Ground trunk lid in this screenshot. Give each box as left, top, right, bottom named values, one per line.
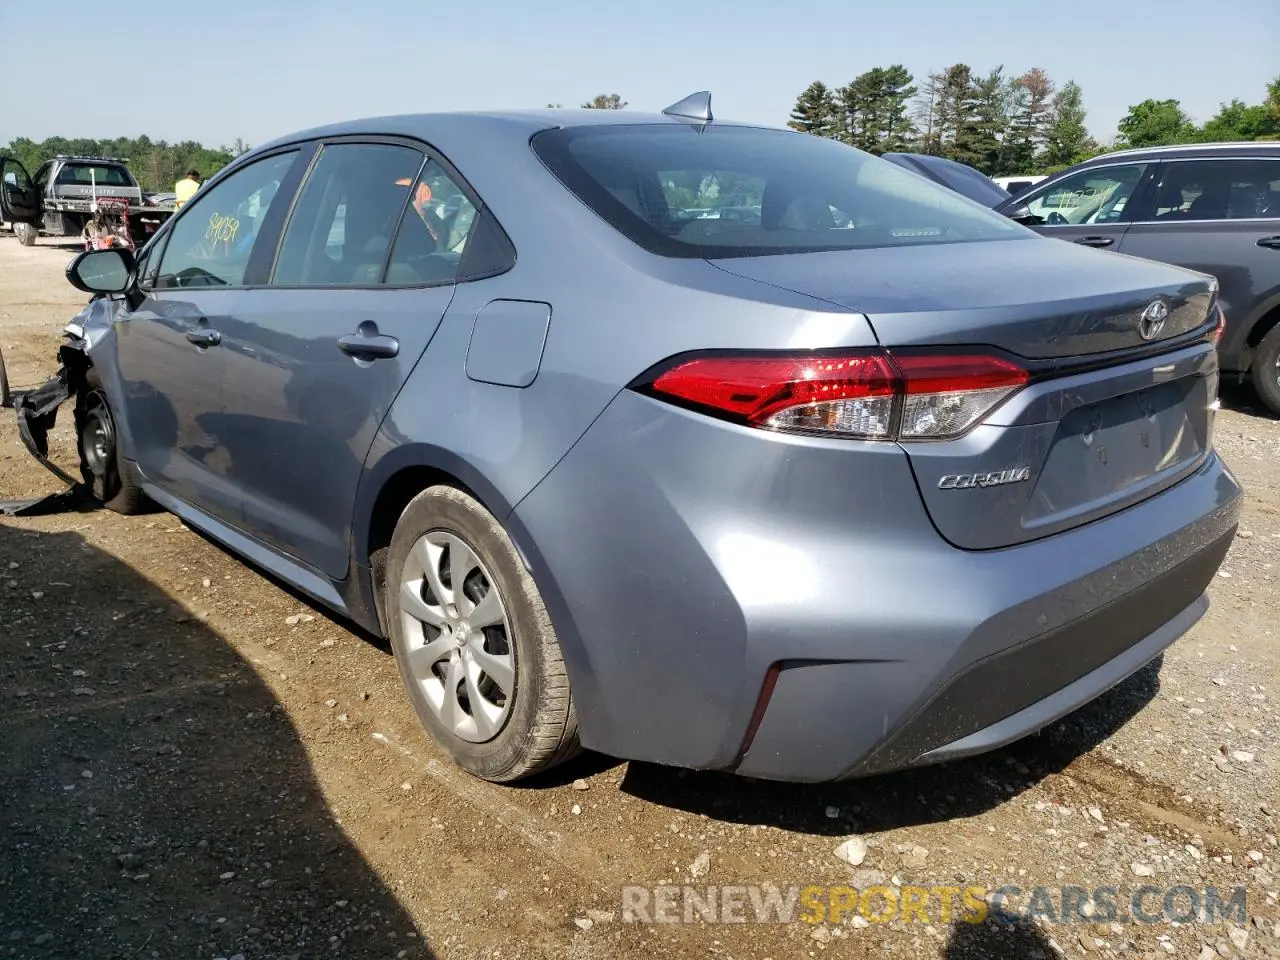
left=711, top=237, right=1219, bottom=549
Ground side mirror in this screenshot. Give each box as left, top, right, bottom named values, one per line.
left=1004, top=203, right=1042, bottom=225
left=67, top=247, right=136, bottom=294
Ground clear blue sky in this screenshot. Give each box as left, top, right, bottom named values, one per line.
left=3, top=0, right=1276, bottom=149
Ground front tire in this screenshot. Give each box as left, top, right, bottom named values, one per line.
left=76, top=372, right=145, bottom=514
left=14, top=222, right=36, bottom=246
left=385, top=485, right=579, bottom=782
left=1251, top=324, right=1280, bottom=417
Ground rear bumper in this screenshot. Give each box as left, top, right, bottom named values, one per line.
left=511, top=391, right=1242, bottom=782
left=743, top=523, right=1229, bottom=780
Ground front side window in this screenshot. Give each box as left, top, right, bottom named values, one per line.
left=532, top=125, right=1027, bottom=258
left=155, top=151, right=297, bottom=289
left=272, top=143, right=425, bottom=286
left=1022, top=163, right=1147, bottom=226
left=1149, top=159, right=1280, bottom=221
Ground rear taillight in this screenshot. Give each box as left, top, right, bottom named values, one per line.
left=1210, top=304, right=1226, bottom=345
left=643, top=351, right=1028, bottom=441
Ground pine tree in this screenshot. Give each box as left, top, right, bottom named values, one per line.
left=1042, top=81, right=1090, bottom=166
left=970, top=66, right=1013, bottom=174
left=877, top=65, right=918, bottom=153
left=911, top=72, right=945, bottom=155
left=1006, top=68, right=1055, bottom=173
left=838, top=73, right=879, bottom=150
left=933, top=64, right=982, bottom=166
left=789, top=82, right=838, bottom=137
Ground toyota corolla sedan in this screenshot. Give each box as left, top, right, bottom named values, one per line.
left=17, top=93, right=1240, bottom=783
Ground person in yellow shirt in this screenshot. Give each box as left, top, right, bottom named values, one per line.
left=174, top=169, right=202, bottom=209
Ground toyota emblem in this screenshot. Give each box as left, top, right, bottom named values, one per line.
left=1139, top=300, right=1169, bottom=341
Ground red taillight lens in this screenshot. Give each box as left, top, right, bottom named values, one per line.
left=1210, top=304, right=1226, bottom=345
left=650, top=354, right=898, bottom=437
left=645, top=351, right=1028, bottom=441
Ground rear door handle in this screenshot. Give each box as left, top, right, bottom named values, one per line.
left=1074, top=235, right=1115, bottom=248
left=185, top=328, right=221, bottom=347
left=337, top=333, right=399, bottom=360
left=1257, top=236, right=1280, bottom=250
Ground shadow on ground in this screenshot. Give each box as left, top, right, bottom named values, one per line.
left=0, top=522, right=432, bottom=959
left=618, top=655, right=1162, bottom=836
left=942, top=914, right=1060, bottom=959
left=1220, top=379, right=1278, bottom=420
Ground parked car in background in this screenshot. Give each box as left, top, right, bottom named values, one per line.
left=12, top=100, right=1239, bottom=785
left=993, top=174, right=1047, bottom=197
left=881, top=152, right=1012, bottom=208
left=998, top=142, right=1280, bottom=414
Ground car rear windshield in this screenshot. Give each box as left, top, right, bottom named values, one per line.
left=57, top=163, right=135, bottom=187
left=531, top=124, right=1027, bottom=258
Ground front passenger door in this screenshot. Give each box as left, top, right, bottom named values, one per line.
left=1014, top=161, right=1154, bottom=250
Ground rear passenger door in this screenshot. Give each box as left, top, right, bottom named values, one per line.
left=215, top=139, right=482, bottom=579
left=1116, top=157, right=1280, bottom=372
left=1016, top=161, right=1154, bottom=250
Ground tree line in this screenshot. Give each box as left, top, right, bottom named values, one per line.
left=788, top=68, right=1280, bottom=176
left=2, top=135, right=248, bottom=192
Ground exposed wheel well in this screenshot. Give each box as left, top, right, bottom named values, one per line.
left=365, top=465, right=482, bottom=634
left=1247, top=303, right=1280, bottom=350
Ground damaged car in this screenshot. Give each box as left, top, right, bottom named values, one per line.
left=5, top=96, right=1242, bottom=784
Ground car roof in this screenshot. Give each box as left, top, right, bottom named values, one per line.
left=253, top=109, right=763, bottom=154
left=1078, top=141, right=1280, bottom=165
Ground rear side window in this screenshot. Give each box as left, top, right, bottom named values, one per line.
left=531, top=125, right=1026, bottom=258
left=273, top=143, right=424, bottom=286
left=1148, top=159, right=1280, bottom=221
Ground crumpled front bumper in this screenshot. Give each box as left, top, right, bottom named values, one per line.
left=1, top=343, right=87, bottom=515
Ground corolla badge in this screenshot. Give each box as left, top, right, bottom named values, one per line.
left=938, top=468, right=1032, bottom=490
left=1139, top=299, right=1170, bottom=341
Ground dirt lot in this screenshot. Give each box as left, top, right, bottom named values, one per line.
left=1, top=236, right=1277, bottom=960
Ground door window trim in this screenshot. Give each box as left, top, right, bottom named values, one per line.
left=259, top=133, right=511, bottom=291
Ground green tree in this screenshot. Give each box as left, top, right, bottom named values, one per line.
left=581, top=94, right=627, bottom=110
left=1042, top=80, right=1090, bottom=167
left=932, top=64, right=983, bottom=167
left=969, top=66, right=1015, bottom=174
left=1197, top=98, right=1276, bottom=141
left=1004, top=68, right=1054, bottom=174
left=1116, top=98, right=1194, bottom=148
left=788, top=81, right=838, bottom=137
left=1267, top=76, right=1280, bottom=128
left=3, top=136, right=239, bottom=191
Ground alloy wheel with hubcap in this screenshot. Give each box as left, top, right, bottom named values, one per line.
left=399, top=530, right=515, bottom=743
left=385, top=485, right=579, bottom=782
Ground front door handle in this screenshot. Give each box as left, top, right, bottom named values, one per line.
left=337, top=332, right=399, bottom=360
left=185, top=328, right=221, bottom=347
left=1257, top=236, right=1280, bottom=250
left=1074, top=235, right=1115, bottom=248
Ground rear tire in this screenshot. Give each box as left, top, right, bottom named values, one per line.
left=385, top=485, right=579, bottom=782
left=1250, top=324, right=1280, bottom=417
left=76, top=372, right=145, bottom=514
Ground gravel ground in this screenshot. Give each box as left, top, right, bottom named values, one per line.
left=1, top=237, right=1277, bottom=959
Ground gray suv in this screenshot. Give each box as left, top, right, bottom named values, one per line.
left=999, top=142, right=1280, bottom=414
